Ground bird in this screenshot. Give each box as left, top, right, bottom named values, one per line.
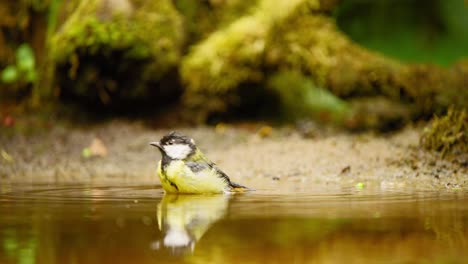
left=150, top=131, right=249, bottom=194
left=155, top=194, right=229, bottom=253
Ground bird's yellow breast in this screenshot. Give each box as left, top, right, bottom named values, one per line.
left=157, top=160, right=228, bottom=194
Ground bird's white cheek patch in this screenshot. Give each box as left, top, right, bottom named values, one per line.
left=164, top=144, right=191, bottom=159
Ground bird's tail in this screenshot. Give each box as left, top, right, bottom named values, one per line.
left=229, top=182, right=251, bottom=192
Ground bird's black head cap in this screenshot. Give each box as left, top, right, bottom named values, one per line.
left=159, top=131, right=195, bottom=148
left=151, top=131, right=197, bottom=160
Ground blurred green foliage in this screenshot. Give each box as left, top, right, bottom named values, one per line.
left=268, top=70, right=350, bottom=123
left=1, top=229, right=37, bottom=264
left=336, top=0, right=468, bottom=66
left=1, top=44, right=37, bottom=84
left=47, top=0, right=62, bottom=39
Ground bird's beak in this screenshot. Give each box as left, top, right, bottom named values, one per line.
left=150, top=142, right=161, bottom=149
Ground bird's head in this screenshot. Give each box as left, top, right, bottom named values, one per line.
left=150, top=132, right=196, bottom=160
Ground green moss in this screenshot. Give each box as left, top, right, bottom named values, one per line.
left=266, top=8, right=402, bottom=97
left=180, top=0, right=404, bottom=122
left=174, top=0, right=258, bottom=43
left=48, top=0, right=184, bottom=103
left=51, top=0, right=183, bottom=66
left=421, top=107, right=468, bottom=156
left=181, top=0, right=317, bottom=120
left=266, top=5, right=468, bottom=124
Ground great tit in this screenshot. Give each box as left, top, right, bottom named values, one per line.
left=150, top=132, right=248, bottom=194
left=155, top=194, right=229, bottom=252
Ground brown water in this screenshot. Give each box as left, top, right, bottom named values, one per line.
left=0, top=184, right=467, bottom=264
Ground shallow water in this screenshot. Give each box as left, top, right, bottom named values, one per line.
left=0, top=184, right=467, bottom=264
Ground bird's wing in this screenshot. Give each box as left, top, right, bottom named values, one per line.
left=186, top=158, right=249, bottom=192
left=186, top=161, right=230, bottom=182
left=199, top=161, right=248, bottom=191
left=186, top=161, right=211, bottom=173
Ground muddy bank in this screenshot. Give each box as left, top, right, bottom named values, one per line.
left=0, top=121, right=466, bottom=191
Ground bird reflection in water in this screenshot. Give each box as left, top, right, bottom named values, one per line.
left=153, top=194, right=230, bottom=254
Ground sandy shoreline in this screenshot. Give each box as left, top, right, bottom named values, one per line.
left=1, top=121, right=466, bottom=192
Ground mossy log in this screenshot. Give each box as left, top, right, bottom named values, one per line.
left=174, top=0, right=258, bottom=44
left=181, top=0, right=310, bottom=122
left=181, top=0, right=467, bottom=129
left=49, top=0, right=184, bottom=106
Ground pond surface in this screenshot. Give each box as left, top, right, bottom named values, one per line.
left=0, top=184, right=467, bottom=264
